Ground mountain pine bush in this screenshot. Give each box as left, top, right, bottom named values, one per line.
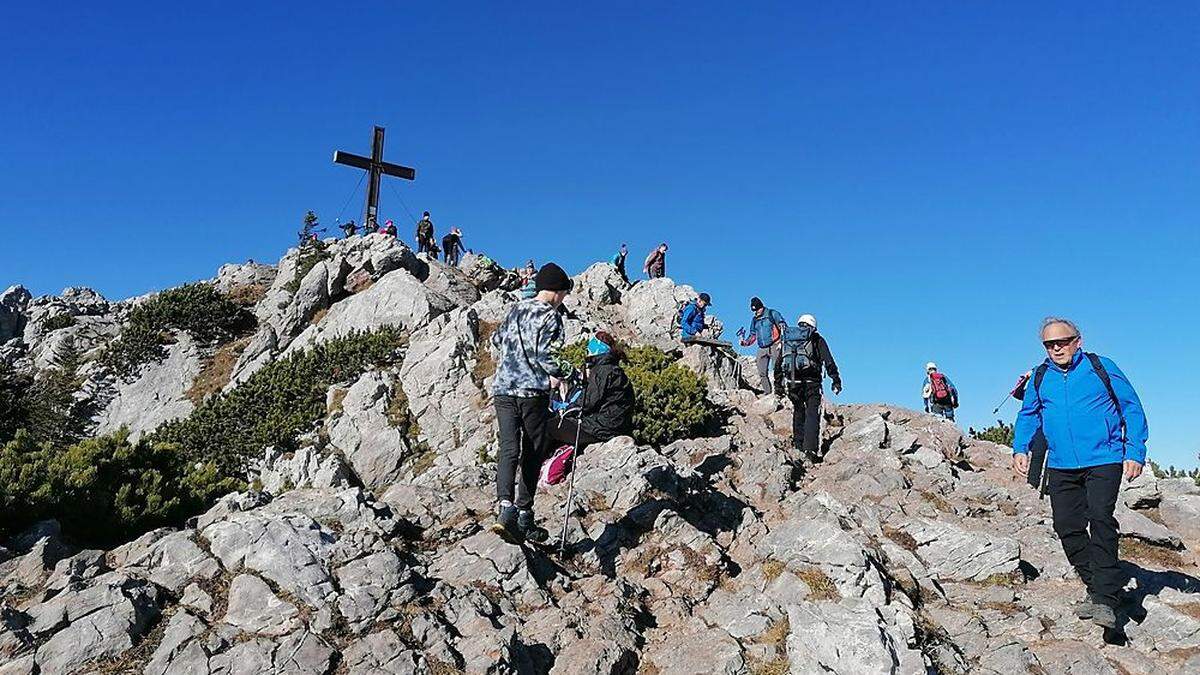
left=969, top=420, right=1015, bottom=447
left=100, top=283, right=255, bottom=379
left=0, top=429, right=237, bottom=546
left=560, top=340, right=714, bottom=446
left=0, top=327, right=405, bottom=546
left=152, top=326, right=407, bottom=474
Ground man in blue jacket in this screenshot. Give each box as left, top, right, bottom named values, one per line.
left=738, top=297, right=787, bottom=395
left=680, top=293, right=710, bottom=341
left=1012, top=317, right=1148, bottom=629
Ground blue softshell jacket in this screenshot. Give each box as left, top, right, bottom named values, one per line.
left=1012, top=350, right=1148, bottom=469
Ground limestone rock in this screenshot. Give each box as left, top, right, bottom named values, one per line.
left=327, top=370, right=415, bottom=488
left=223, top=574, right=302, bottom=636
left=0, top=285, right=32, bottom=342
left=93, top=331, right=203, bottom=439
left=397, top=307, right=490, bottom=463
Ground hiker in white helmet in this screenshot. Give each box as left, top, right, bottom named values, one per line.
left=776, top=313, right=842, bottom=457
left=922, top=362, right=958, bottom=420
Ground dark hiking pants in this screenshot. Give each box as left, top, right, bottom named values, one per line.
left=787, top=381, right=822, bottom=454
left=546, top=415, right=603, bottom=454
left=1047, top=462, right=1123, bottom=607
left=494, top=394, right=550, bottom=510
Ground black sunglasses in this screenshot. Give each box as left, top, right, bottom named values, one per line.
left=1042, top=335, right=1079, bottom=350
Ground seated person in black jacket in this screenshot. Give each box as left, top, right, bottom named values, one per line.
left=548, top=331, right=634, bottom=451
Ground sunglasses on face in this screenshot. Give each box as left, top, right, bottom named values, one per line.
left=1042, top=335, right=1079, bottom=350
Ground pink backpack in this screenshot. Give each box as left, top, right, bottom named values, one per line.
left=539, top=445, right=575, bottom=487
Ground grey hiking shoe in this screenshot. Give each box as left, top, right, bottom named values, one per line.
left=1073, top=593, right=1104, bottom=619
left=491, top=504, right=523, bottom=544
left=1090, top=603, right=1117, bottom=629
left=517, top=509, right=549, bottom=545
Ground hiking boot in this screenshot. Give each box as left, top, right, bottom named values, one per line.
left=491, top=503, right=523, bottom=545
left=517, top=509, right=549, bottom=545
left=1090, top=603, right=1117, bottom=629
left=1073, top=593, right=1105, bottom=619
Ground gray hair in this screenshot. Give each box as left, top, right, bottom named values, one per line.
left=1040, top=316, right=1081, bottom=339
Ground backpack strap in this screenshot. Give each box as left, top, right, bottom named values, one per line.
left=1032, top=363, right=1049, bottom=397
left=1085, top=352, right=1126, bottom=435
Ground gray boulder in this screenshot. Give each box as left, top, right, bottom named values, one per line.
left=93, top=331, right=203, bottom=439
left=0, top=285, right=31, bottom=342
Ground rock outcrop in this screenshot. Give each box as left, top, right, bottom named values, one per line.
left=3, top=239, right=1198, bottom=675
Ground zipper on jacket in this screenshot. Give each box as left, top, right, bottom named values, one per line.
left=1063, top=370, right=1081, bottom=467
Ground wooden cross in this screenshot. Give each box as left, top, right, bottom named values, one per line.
left=332, top=126, right=416, bottom=229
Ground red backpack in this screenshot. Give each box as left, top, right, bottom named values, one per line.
left=929, top=372, right=953, bottom=405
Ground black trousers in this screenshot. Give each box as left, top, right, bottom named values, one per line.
left=1047, top=462, right=1123, bottom=607
left=494, top=395, right=550, bottom=510
left=786, top=381, right=822, bottom=454
left=546, top=415, right=602, bottom=453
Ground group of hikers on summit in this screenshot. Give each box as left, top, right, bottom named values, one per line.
left=332, top=210, right=467, bottom=267
left=483, top=252, right=1150, bottom=633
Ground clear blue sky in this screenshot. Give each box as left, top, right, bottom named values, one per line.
left=3, top=3, right=1197, bottom=467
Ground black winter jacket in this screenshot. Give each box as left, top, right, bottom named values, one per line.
left=580, top=352, right=635, bottom=440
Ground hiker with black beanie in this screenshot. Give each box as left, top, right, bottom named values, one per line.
left=777, top=314, right=842, bottom=457
left=490, top=262, right=573, bottom=544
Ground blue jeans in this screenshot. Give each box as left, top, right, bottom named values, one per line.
left=930, top=403, right=955, bottom=421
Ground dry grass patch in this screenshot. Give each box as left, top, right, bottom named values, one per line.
left=224, top=282, right=269, bottom=307
left=919, top=490, right=954, bottom=514
left=978, top=600, right=1024, bottom=616
left=1120, top=538, right=1187, bottom=568
left=186, top=336, right=251, bottom=404
left=1176, top=603, right=1200, bottom=621
left=471, top=320, right=499, bottom=388
left=327, top=387, right=349, bottom=415
left=974, top=571, right=1024, bottom=587
left=883, top=525, right=920, bottom=553
left=762, top=559, right=786, bottom=583
left=309, top=307, right=329, bottom=326
left=796, top=565, right=840, bottom=600
left=749, top=659, right=790, bottom=675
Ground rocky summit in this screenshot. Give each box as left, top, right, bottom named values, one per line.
left=1, top=233, right=1198, bottom=675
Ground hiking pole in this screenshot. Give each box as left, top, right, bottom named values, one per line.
left=559, top=372, right=586, bottom=556
left=992, top=373, right=1032, bottom=415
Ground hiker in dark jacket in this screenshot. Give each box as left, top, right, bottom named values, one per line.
left=547, top=331, right=634, bottom=450
left=1009, top=370, right=1050, bottom=491
left=415, top=211, right=435, bottom=254
left=643, top=243, right=668, bottom=279
left=680, top=293, right=711, bottom=341
left=339, top=220, right=358, bottom=238
left=442, top=228, right=464, bottom=266
left=611, top=244, right=629, bottom=284
left=1012, top=317, right=1148, bottom=630
left=777, top=314, right=842, bottom=456
left=489, top=263, right=573, bottom=545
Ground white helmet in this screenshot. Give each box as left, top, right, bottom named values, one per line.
left=798, top=314, right=817, bottom=329
left=925, top=362, right=938, bottom=371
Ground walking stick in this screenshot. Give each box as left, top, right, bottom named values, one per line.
left=559, top=371, right=587, bottom=556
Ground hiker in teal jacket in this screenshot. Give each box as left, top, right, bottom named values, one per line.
left=1011, top=317, right=1148, bottom=629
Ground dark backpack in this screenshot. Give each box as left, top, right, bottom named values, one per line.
left=779, top=324, right=818, bottom=385
left=929, top=372, right=953, bottom=405
left=417, top=220, right=433, bottom=239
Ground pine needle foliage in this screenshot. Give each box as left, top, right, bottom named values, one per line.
left=100, top=283, right=255, bottom=380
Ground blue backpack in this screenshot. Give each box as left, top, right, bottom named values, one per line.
left=780, top=324, right=818, bottom=385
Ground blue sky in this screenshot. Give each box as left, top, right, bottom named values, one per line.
left=3, top=2, right=1197, bottom=467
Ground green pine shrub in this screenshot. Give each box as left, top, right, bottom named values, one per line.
left=0, top=339, right=89, bottom=448
left=152, top=327, right=407, bottom=474
left=40, top=313, right=76, bottom=332
left=0, top=429, right=238, bottom=546
left=0, top=327, right=406, bottom=547
left=969, top=420, right=1014, bottom=447
left=560, top=340, right=714, bottom=446
left=101, top=283, right=255, bottom=379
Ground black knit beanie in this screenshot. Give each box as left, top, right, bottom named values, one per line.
left=534, top=262, right=572, bottom=292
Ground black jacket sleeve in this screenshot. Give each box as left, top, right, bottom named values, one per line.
left=818, top=335, right=840, bottom=384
